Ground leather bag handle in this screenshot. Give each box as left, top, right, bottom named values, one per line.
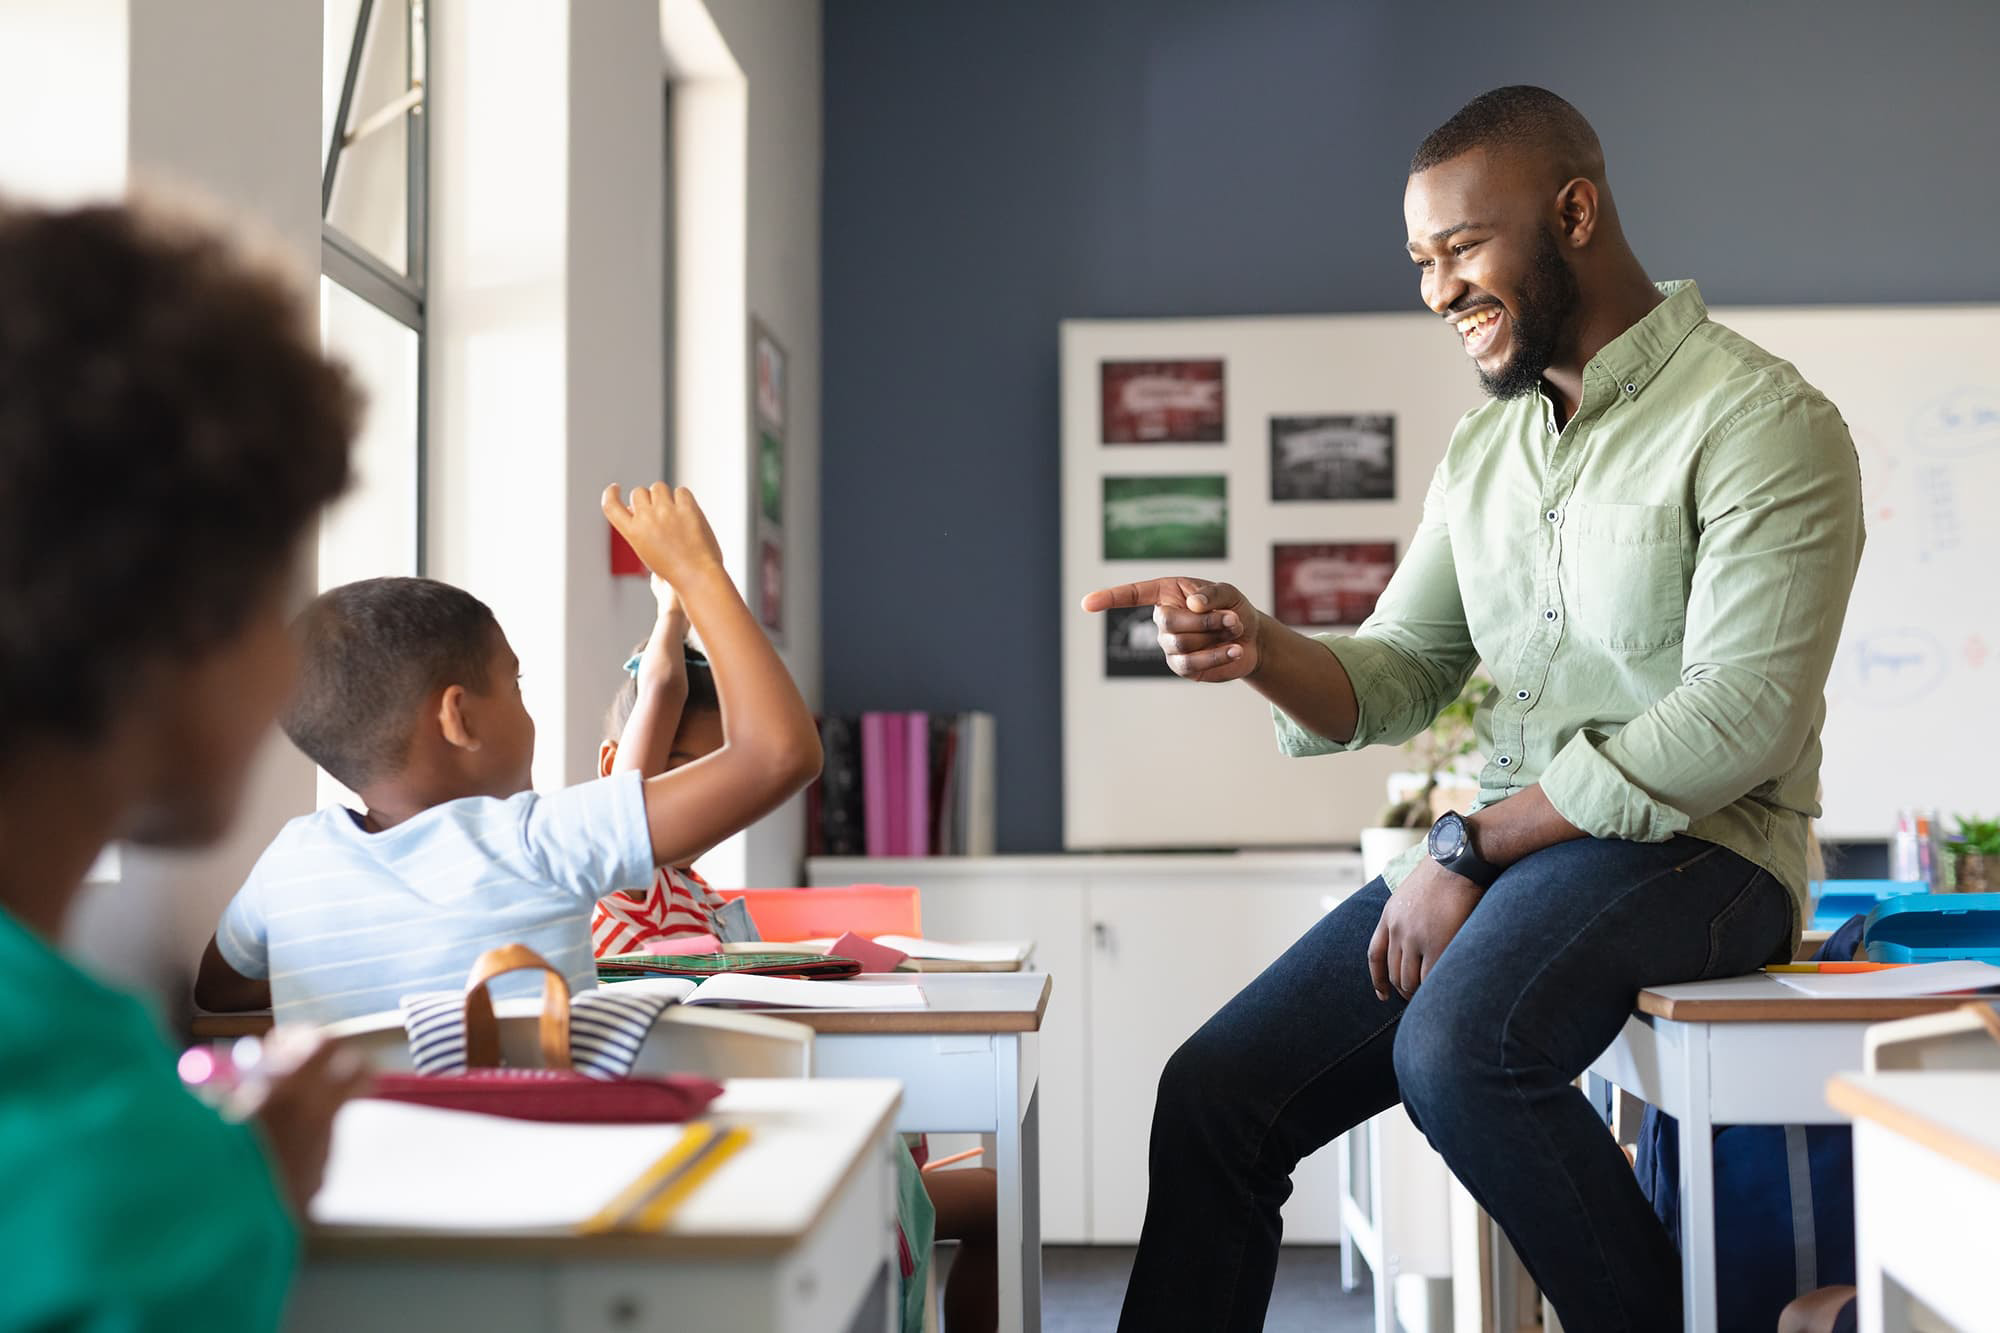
left=462, top=944, right=572, bottom=1070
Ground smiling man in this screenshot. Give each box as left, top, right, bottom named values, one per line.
left=1090, top=86, right=1865, bottom=1331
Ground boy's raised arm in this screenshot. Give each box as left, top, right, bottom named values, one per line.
left=601, top=484, right=823, bottom=867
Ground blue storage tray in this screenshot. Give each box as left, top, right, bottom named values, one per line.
left=1809, top=879, right=1925, bottom=933
left=1862, top=892, right=2000, bottom=964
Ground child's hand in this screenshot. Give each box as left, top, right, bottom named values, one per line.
left=230, top=1028, right=372, bottom=1216
left=651, top=574, right=688, bottom=630
left=601, top=484, right=725, bottom=586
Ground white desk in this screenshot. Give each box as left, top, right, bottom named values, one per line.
left=759, top=972, right=1052, bottom=1333
left=289, top=1079, right=903, bottom=1333
left=1829, top=1072, right=2000, bottom=1333
left=1585, top=974, right=1971, bottom=1333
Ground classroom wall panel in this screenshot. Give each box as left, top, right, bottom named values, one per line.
left=821, top=0, right=2000, bottom=852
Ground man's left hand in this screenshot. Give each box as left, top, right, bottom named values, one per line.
left=1367, top=858, right=1485, bottom=1002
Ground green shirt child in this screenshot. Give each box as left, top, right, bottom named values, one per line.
left=0, top=906, right=295, bottom=1331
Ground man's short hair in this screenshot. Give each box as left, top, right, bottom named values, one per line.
left=1410, top=85, right=1605, bottom=185
left=284, top=578, right=501, bottom=789
left=0, top=199, right=356, bottom=756
left=602, top=646, right=718, bottom=744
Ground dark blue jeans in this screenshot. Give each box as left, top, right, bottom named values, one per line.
left=1117, top=835, right=1792, bottom=1333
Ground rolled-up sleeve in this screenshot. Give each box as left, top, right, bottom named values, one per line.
left=1273, top=461, right=1479, bottom=756
left=1541, top=392, right=1864, bottom=839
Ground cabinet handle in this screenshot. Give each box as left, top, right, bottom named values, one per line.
left=1093, top=921, right=1111, bottom=953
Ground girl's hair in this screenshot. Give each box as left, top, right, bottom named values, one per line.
left=603, top=644, right=717, bottom=743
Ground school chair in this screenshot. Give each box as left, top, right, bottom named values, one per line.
left=717, top=883, right=921, bottom=941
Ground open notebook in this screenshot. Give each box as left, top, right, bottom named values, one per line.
left=1769, top=959, right=2000, bottom=998
left=312, top=1100, right=703, bottom=1232
left=723, top=937, right=1031, bottom=971
left=606, top=973, right=926, bottom=1009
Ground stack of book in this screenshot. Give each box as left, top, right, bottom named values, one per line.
left=809, top=712, right=995, bottom=858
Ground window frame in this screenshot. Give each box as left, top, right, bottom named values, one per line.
left=321, top=0, right=429, bottom=573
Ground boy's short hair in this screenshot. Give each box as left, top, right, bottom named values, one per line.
left=603, top=646, right=718, bottom=743
left=284, top=577, right=501, bottom=788
left=0, top=199, right=356, bottom=757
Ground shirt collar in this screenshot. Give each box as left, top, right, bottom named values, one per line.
left=1589, top=279, right=1708, bottom=405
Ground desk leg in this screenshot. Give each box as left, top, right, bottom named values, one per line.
left=994, top=1033, right=1041, bottom=1333
left=1675, top=1023, right=1717, bottom=1333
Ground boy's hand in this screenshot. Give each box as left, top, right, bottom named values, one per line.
left=230, top=1028, right=372, bottom=1217
left=602, top=484, right=726, bottom=586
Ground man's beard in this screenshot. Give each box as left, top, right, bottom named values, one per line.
left=1478, top=228, right=1578, bottom=401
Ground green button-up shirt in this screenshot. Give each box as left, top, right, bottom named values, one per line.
left=1275, top=281, right=1864, bottom=936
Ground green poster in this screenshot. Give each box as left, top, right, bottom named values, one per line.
left=759, top=429, right=784, bottom=525
left=1102, top=475, right=1228, bottom=560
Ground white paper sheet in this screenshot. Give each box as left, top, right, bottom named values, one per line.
left=310, top=1100, right=690, bottom=1231
left=870, top=936, right=1032, bottom=964
left=1769, top=960, right=2000, bottom=998
left=686, top=974, right=927, bottom=1009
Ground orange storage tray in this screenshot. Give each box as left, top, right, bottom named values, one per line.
left=715, top=884, right=921, bottom=942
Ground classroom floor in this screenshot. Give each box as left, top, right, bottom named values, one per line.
left=942, top=1244, right=1376, bottom=1331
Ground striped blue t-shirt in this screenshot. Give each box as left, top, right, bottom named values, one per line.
left=215, top=772, right=655, bottom=1026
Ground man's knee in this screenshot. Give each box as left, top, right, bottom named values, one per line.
left=1392, top=991, right=1498, bottom=1131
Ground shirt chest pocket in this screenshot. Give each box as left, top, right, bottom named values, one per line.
left=1560, top=502, right=1687, bottom=653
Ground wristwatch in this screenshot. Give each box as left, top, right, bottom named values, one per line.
left=1427, top=810, right=1503, bottom=889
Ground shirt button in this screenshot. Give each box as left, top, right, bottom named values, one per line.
left=1544, top=608, right=1558, bottom=621
left=1545, top=509, right=1559, bottom=523
left=1516, top=689, right=1530, bottom=701
left=1497, top=756, right=1512, bottom=767
left=1624, top=382, right=1637, bottom=394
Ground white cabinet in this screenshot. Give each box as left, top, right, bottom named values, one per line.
left=808, top=852, right=1365, bottom=1245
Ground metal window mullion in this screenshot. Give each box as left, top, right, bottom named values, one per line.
left=322, top=225, right=423, bottom=331
left=322, top=0, right=376, bottom=218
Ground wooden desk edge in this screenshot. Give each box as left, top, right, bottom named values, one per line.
left=1827, top=1074, right=2000, bottom=1185
left=191, top=1013, right=274, bottom=1039
left=779, top=973, right=1053, bottom=1034
left=307, top=1090, right=902, bottom=1262
left=1636, top=992, right=1974, bottom=1023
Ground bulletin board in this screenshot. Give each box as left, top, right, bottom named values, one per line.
left=1059, top=304, right=2000, bottom=849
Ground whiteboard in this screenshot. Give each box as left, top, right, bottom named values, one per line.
left=1060, top=304, right=2000, bottom=849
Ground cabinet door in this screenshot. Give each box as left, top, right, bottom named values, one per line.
left=914, top=873, right=1093, bottom=1243
left=1086, top=879, right=1354, bottom=1244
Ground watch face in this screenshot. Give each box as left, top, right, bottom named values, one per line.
left=1429, top=815, right=1465, bottom=861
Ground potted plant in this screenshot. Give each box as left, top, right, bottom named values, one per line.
left=1944, top=815, right=2000, bottom=892
left=1360, top=673, right=1495, bottom=878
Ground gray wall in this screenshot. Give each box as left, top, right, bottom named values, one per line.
left=821, top=0, right=2000, bottom=853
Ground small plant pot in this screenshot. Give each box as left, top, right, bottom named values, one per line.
left=1361, top=826, right=1428, bottom=881
left=1945, top=850, right=1994, bottom=893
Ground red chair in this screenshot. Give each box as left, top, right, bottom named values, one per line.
left=716, top=884, right=921, bottom=941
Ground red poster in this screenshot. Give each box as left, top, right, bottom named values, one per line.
left=1273, top=542, right=1396, bottom=627
left=759, top=539, right=783, bottom=632
left=1101, top=359, right=1225, bottom=444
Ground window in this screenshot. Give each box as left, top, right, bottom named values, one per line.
left=317, top=0, right=427, bottom=592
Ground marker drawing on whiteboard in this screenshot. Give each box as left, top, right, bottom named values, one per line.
left=1909, top=386, right=2000, bottom=459
left=1847, top=629, right=1947, bottom=707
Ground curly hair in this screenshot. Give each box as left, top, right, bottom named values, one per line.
left=0, top=199, right=357, bottom=755
left=603, top=643, right=717, bottom=743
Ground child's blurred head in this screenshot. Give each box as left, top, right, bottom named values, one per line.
left=597, top=647, right=721, bottom=779
left=284, top=577, right=535, bottom=803
left=0, top=199, right=356, bottom=848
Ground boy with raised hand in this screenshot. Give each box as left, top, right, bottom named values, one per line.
left=196, top=484, right=822, bottom=1026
